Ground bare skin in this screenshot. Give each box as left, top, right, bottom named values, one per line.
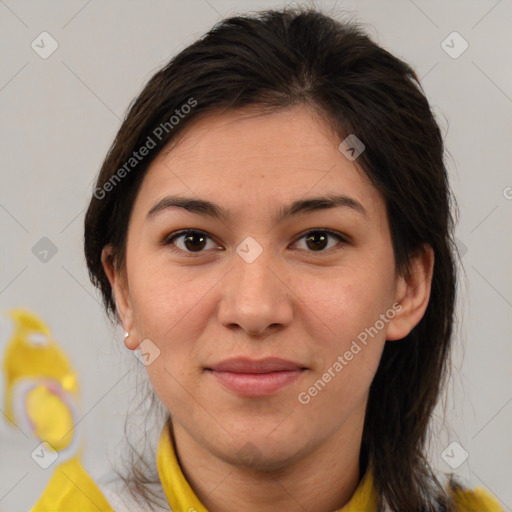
left=103, top=105, right=433, bottom=511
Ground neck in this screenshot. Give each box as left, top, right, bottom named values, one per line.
left=170, top=412, right=366, bottom=512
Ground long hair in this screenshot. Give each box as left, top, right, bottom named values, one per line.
left=84, top=7, right=460, bottom=511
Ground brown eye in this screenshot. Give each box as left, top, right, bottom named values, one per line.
left=165, top=230, right=217, bottom=254
left=294, top=230, right=346, bottom=253
left=306, top=232, right=328, bottom=251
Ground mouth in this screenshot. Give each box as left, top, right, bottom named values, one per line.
left=205, top=357, right=308, bottom=397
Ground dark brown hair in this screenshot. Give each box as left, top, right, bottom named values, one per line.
left=84, top=6, right=462, bottom=511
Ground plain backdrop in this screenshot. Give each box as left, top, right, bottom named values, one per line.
left=0, top=1, right=511, bottom=511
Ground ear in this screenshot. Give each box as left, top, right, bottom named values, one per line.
left=101, top=245, right=139, bottom=350
left=386, top=244, right=434, bottom=341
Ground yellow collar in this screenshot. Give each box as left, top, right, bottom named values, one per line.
left=156, top=423, right=378, bottom=511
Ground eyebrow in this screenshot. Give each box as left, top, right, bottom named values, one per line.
left=147, top=193, right=368, bottom=223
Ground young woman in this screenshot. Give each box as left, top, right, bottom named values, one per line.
left=32, top=6, right=504, bottom=512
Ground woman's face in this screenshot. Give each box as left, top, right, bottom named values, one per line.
left=106, top=105, right=424, bottom=470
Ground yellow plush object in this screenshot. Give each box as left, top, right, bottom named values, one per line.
left=31, top=421, right=505, bottom=511
left=25, top=384, right=75, bottom=450
left=3, top=309, right=79, bottom=425
left=3, top=308, right=83, bottom=467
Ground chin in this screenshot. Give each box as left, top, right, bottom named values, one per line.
left=229, top=450, right=300, bottom=474
left=216, top=435, right=307, bottom=474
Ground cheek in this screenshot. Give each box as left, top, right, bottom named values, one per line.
left=300, top=264, right=394, bottom=340
left=129, top=258, right=213, bottom=338
left=127, top=263, right=219, bottom=402
left=297, top=267, right=393, bottom=388
left=132, top=269, right=211, bottom=418
left=294, top=275, right=390, bottom=423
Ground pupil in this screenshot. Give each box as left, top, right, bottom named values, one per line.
left=306, top=232, right=327, bottom=251
left=185, top=232, right=206, bottom=251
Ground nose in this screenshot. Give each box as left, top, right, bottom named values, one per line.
left=217, top=244, right=293, bottom=337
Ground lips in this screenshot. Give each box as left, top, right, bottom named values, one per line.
left=205, top=357, right=307, bottom=397
left=208, top=357, right=306, bottom=373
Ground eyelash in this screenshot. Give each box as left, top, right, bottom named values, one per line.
left=161, top=229, right=349, bottom=256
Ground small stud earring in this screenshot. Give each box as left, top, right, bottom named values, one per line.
left=124, top=331, right=130, bottom=339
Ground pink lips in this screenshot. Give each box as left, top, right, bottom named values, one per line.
left=206, top=357, right=306, bottom=397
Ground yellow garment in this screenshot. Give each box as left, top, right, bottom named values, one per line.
left=32, top=424, right=505, bottom=511
left=449, top=485, right=504, bottom=512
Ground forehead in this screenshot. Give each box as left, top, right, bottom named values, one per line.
left=133, top=105, right=384, bottom=222
left=155, top=105, right=350, bottom=175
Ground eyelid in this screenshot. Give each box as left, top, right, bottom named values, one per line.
left=162, top=228, right=349, bottom=255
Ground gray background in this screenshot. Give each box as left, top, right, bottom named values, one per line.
left=0, top=1, right=511, bottom=511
